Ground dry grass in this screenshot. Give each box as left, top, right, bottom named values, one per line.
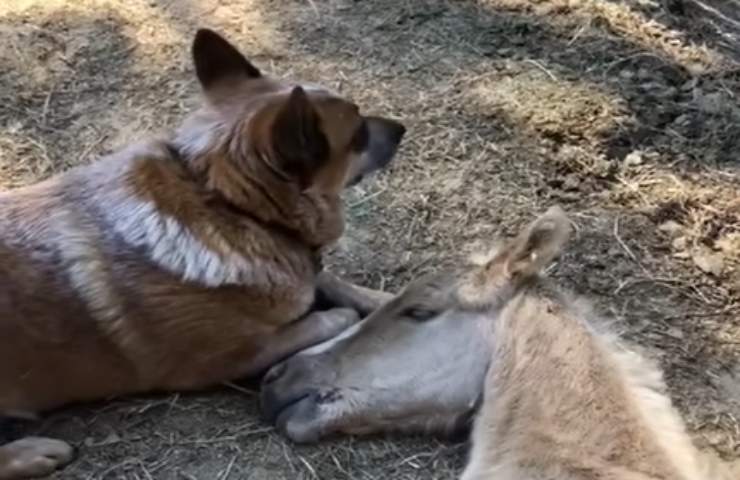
left=1, top=0, right=740, bottom=478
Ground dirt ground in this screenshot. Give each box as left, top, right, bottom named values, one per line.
left=1, top=0, right=739, bottom=478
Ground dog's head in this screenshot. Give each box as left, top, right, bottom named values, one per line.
left=179, top=29, right=405, bottom=204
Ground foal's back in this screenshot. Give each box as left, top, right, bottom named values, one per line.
left=468, top=289, right=699, bottom=479
left=459, top=208, right=726, bottom=480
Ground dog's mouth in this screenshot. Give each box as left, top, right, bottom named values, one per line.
left=346, top=174, right=365, bottom=187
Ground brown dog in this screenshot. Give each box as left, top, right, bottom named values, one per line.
left=0, top=29, right=404, bottom=479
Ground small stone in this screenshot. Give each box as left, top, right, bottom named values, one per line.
left=665, top=326, right=685, bottom=339
left=657, top=86, right=678, bottom=99
left=673, top=113, right=690, bottom=125
left=717, top=233, right=740, bottom=255
left=692, top=247, right=725, bottom=276
left=592, top=158, right=617, bottom=178
left=640, top=81, right=664, bottom=91
left=681, top=77, right=698, bottom=92
left=659, top=220, right=684, bottom=237
left=696, top=91, right=725, bottom=115
left=728, top=274, right=740, bottom=294
left=624, top=151, right=644, bottom=167
left=84, top=432, right=121, bottom=447
left=102, top=432, right=121, bottom=445
left=563, top=175, right=581, bottom=191
left=671, top=236, right=688, bottom=250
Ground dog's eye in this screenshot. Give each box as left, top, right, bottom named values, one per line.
left=401, top=307, right=437, bottom=322
left=350, top=120, right=369, bottom=152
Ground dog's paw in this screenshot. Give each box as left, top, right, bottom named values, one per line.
left=312, top=307, right=361, bottom=338
left=0, top=437, right=73, bottom=479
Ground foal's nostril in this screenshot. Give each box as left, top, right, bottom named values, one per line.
left=316, top=388, right=342, bottom=405
left=261, top=385, right=318, bottom=424
left=263, top=362, right=287, bottom=385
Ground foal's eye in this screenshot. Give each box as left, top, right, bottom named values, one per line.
left=402, top=307, right=437, bottom=322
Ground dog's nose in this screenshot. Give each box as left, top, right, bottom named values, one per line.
left=388, top=121, right=406, bottom=144
left=263, top=362, right=287, bottom=386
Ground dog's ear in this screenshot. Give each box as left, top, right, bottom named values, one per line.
left=192, top=29, right=261, bottom=91
left=270, top=86, right=330, bottom=188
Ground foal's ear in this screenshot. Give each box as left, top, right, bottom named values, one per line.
left=458, top=206, right=572, bottom=308
left=192, top=29, right=261, bottom=92
left=502, top=206, right=572, bottom=278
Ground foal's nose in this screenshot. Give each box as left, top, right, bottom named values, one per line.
left=260, top=356, right=316, bottom=423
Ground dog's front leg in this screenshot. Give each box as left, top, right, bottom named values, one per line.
left=0, top=437, right=73, bottom=480
left=313, top=271, right=394, bottom=317
left=244, top=308, right=361, bottom=377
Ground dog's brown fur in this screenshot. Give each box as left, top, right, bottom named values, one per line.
left=0, top=29, right=404, bottom=479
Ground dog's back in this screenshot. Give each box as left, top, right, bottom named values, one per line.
left=0, top=146, right=178, bottom=414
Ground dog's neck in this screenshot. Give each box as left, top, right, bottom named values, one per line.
left=107, top=141, right=328, bottom=287
left=170, top=109, right=345, bottom=251
left=172, top=143, right=343, bottom=252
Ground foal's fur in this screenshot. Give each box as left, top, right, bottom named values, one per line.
left=460, top=207, right=736, bottom=480
left=261, top=210, right=738, bottom=479
left=261, top=207, right=737, bottom=478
